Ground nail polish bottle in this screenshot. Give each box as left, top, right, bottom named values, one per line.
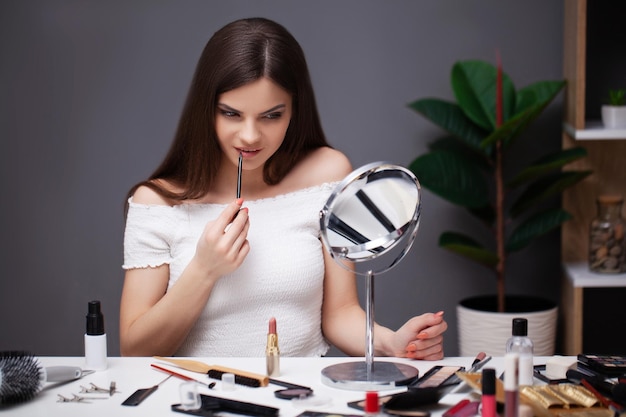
left=85, top=300, right=107, bottom=370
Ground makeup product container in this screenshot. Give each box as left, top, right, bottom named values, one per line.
left=481, top=368, right=496, bottom=417
left=504, top=353, right=519, bottom=417
left=85, top=300, right=107, bottom=370
left=365, top=391, right=383, bottom=417
left=266, top=317, right=280, bottom=377
left=505, top=318, right=534, bottom=386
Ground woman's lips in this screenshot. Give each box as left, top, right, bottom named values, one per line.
left=237, top=148, right=261, bottom=158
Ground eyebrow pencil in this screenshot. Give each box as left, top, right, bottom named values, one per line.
left=237, top=152, right=243, bottom=198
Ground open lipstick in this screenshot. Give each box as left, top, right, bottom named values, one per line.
left=266, top=317, right=280, bottom=377
left=236, top=152, right=243, bottom=198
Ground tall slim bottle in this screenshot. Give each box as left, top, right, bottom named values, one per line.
left=85, top=300, right=107, bottom=370
left=505, top=317, right=534, bottom=386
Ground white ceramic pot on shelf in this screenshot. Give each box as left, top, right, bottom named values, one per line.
left=601, top=105, right=626, bottom=129
left=456, top=295, right=558, bottom=358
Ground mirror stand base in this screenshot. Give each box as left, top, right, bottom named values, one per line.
left=320, top=361, right=419, bottom=391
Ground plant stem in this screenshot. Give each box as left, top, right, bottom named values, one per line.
left=495, top=140, right=506, bottom=312
left=495, top=55, right=505, bottom=312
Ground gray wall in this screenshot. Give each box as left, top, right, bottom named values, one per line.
left=0, top=1, right=565, bottom=357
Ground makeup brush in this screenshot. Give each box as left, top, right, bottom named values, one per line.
left=0, top=351, right=86, bottom=404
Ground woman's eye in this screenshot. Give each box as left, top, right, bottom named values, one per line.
left=264, top=112, right=282, bottom=120
left=219, top=110, right=239, bottom=118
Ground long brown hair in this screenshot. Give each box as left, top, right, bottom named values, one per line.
left=127, top=17, right=329, bottom=203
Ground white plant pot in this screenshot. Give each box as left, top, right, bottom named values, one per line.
left=457, top=296, right=558, bottom=358
left=601, top=105, right=626, bottom=129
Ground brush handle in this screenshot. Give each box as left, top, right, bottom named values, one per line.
left=152, top=357, right=269, bottom=387
left=208, top=365, right=269, bottom=387
left=153, top=356, right=210, bottom=373
left=44, top=366, right=83, bottom=382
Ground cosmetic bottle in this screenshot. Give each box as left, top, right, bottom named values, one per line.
left=481, top=368, right=497, bottom=417
left=504, top=353, right=519, bottom=417
left=505, top=317, right=534, bottom=386
left=365, top=391, right=384, bottom=417
left=85, top=300, right=107, bottom=370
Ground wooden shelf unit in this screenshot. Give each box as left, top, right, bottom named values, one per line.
left=560, top=0, right=626, bottom=354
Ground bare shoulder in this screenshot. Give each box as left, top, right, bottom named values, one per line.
left=131, top=180, right=177, bottom=206
left=293, top=147, right=353, bottom=186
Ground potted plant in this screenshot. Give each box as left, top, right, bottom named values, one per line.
left=601, top=88, right=626, bottom=128
left=407, top=60, right=592, bottom=356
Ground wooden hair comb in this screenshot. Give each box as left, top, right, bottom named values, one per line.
left=153, top=356, right=269, bottom=387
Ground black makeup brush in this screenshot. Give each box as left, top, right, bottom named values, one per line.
left=0, top=351, right=85, bottom=405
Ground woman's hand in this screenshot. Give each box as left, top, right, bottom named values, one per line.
left=192, top=198, right=250, bottom=280
left=391, top=311, right=447, bottom=360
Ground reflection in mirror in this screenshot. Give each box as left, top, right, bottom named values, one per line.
left=319, top=162, right=422, bottom=390
left=320, top=162, right=421, bottom=271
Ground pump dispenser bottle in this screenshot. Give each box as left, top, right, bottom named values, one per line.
left=505, top=318, right=533, bottom=385
left=85, top=300, right=107, bottom=370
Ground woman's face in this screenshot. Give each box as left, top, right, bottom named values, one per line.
left=215, top=77, right=292, bottom=171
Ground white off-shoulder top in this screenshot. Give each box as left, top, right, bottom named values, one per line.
left=123, top=183, right=338, bottom=357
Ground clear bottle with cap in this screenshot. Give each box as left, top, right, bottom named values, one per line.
left=85, top=300, right=107, bottom=370
left=505, top=318, right=534, bottom=386
left=589, top=194, right=626, bottom=273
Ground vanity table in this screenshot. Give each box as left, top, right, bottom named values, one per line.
left=2, top=356, right=513, bottom=417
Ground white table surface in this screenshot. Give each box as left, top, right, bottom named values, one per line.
left=2, top=355, right=525, bottom=417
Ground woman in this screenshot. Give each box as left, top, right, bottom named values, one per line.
left=120, top=17, right=447, bottom=358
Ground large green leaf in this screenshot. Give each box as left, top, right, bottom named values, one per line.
left=451, top=60, right=516, bottom=131
left=409, top=150, right=489, bottom=208
left=480, top=103, right=543, bottom=149
left=507, top=147, right=588, bottom=188
left=515, top=80, right=567, bottom=114
left=439, top=231, right=499, bottom=267
left=506, top=209, right=572, bottom=252
left=408, top=98, right=488, bottom=153
left=480, top=80, right=566, bottom=149
left=509, top=171, right=592, bottom=218
left=428, top=136, right=493, bottom=167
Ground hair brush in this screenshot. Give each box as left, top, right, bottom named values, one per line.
left=0, top=351, right=86, bottom=405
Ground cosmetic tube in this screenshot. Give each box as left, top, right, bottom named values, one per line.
left=84, top=300, right=107, bottom=370
left=481, top=368, right=496, bottom=417
left=504, top=353, right=519, bottom=417
left=505, top=318, right=534, bottom=386
left=365, top=391, right=382, bottom=417
left=266, top=317, right=280, bottom=377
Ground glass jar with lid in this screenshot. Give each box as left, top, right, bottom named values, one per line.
left=589, top=194, right=626, bottom=273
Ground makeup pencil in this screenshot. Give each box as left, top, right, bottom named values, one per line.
left=236, top=152, right=243, bottom=198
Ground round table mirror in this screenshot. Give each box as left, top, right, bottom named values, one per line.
left=319, top=161, right=422, bottom=390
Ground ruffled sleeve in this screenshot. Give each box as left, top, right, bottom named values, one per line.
left=122, top=198, right=180, bottom=269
